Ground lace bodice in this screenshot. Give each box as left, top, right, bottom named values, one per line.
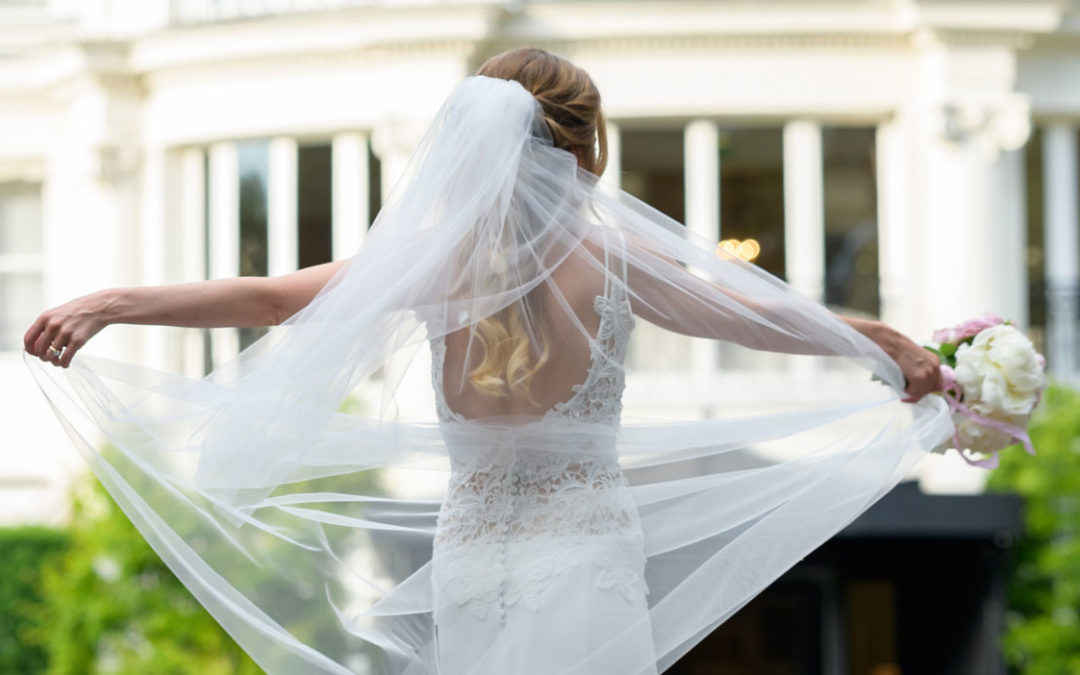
left=428, top=235, right=646, bottom=625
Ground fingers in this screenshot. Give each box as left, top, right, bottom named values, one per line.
left=902, top=367, right=941, bottom=403
left=32, top=318, right=61, bottom=362
left=58, top=333, right=85, bottom=368
left=24, top=312, right=77, bottom=368
left=23, top=314, right=45, bottom=354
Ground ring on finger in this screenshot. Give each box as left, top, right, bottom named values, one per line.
left=47, top=344, right=63, bottom=357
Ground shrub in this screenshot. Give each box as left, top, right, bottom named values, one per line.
left=25, top=471, right=263, bottom=675
left=986, top=384, right=1080, bottom=675
left=0, top=526, right=70, bottom=674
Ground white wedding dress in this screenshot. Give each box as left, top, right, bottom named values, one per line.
left=428, top=234, right=658, bottom=675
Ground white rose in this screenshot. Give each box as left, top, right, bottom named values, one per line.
left=953, top=324, right=1047, bottom=416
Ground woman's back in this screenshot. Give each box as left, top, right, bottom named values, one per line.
left=431, top=236, right=633, bottom=426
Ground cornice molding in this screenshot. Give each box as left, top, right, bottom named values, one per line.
left=142, top=32, right=918, bottom=87
left=929, top=28, right=1036, bottom=50
left=141, top=40, right=474, bottom=89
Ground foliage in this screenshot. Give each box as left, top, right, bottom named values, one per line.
left=0, top=526, right=70, bottom=674
left=985, top=384, right=1080, bottom=675
left=24, top=470, right=264, bottom=675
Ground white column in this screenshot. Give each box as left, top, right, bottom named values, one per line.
left=783, top=120, right=825, bottom=304
left=1043, top=124, right=1080, bottom=377
left=268, top=136, right=298, bottom=276
left=208, top=142, right=239, bottom=369
left=179, top=147, right=207, bottom=378
left=139, top=145, right=172, bottom=372
left=684, top=120, right=721, bottom=374
left=684, top=120, right=720, bottom=244
left=601, top=121, right=621, bottom=190
left=989, top=146, right=1029, bottom=329
left=876, top=117, right=916, bottom=334
left=331, top=131, right=370, bottom=261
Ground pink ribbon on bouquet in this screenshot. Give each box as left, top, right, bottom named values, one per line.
left=937, top=364, right=1038, bottom=469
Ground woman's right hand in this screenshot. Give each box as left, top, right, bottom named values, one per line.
left=878, top=325, right=942, bottom=403
left=24, top=291, right=110, bottom=368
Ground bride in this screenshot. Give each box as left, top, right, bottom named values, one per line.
left=24, top=48, right=950, bottom=674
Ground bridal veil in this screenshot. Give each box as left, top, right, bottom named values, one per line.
left=26, top=75, right=955, bottom=674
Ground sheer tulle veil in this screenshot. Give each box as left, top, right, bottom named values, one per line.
left=25, top=75, right=955, bottom=673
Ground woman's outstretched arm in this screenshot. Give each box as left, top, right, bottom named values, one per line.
left=24, top=260, right=346, bottom=368
left=609, top=237, right=941, bottom=402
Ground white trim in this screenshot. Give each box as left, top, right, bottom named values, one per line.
left=208, top=141, right=240, bottom=369
left=331, top=131, right=370, bottom=261
left=179, top=147, right=208, bottom=378
left=684, top=119, right=721, bottom=374
left=783, top=119, right=825, bottom=304
left=268, top=136, right=299, bottom=277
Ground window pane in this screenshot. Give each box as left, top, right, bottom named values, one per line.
left=823, top=127, right=879, bottom=318
left=238, top=141, right=269, bottom=277
left=0, top=181, right=42, bottom=255
left=621, top=129, right=685, bottom=224
left=621, top=128, right=689, bottom=371
left=237, top=140, right=269, bottom=351
left=1025, top=127, right=1047, bottom=356
left=369, top=142, right=383, bottom=225
left=0, top=272, right=42, bottom=351
left=719, top=128, right=785, bottom=280
left=717, top=128, right=788, bottom=371
left=298, top=143, right=333, bottom=268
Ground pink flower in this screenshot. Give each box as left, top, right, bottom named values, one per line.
left=932, top=312, right=1006, bottom=345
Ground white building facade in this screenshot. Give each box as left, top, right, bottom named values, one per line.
left=3, top=0, right=1079, bottom=524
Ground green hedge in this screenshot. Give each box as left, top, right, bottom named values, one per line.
left=986, top=384, right=1080, bottom=675
left=0, top=525, right=70, bottom=674
left=19, top=472, right=263, bottom=675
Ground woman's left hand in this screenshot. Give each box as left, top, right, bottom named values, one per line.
left=24, top=291, right=110, bottom=368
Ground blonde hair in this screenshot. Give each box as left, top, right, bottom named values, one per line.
left=465, top=48, right=607, bottom=401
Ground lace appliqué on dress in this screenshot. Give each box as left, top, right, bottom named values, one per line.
left=549, top=294, right=636, bottom=426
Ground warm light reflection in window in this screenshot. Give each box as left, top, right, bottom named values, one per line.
left=717, top=237, right=761, bottom=262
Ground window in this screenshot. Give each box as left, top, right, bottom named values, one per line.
left=716, top=127, right=789, bottom=372
left=621, top=128, right=690, bottom=371
left=298, top=143, right=333, bottom=269
left=719, top=127, right=786, bottom=280
left=193, top=136, right=383, bottom=374
left=0, top=181, right=43, bottom=352
left=621, top=128, right=686, bottom=224
left=1025, top=126, right=1047, bottom=357
left=237, top=140, right=270, bottom=352
left=823, top=127, right=879, bottom=318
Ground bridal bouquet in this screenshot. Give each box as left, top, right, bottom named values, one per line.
left=925, top=312, right=1048, bottom=468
